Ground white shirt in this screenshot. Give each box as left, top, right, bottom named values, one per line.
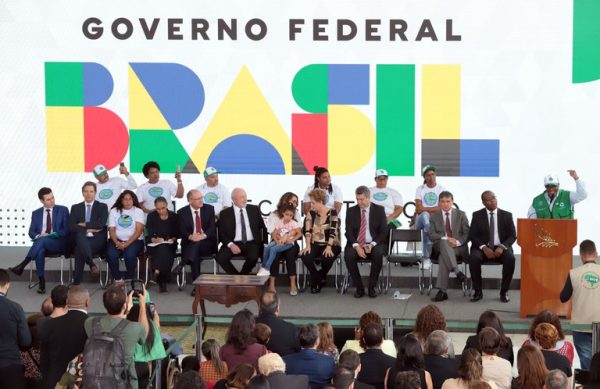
left=369, top=186, right=403, bottom=217
left=232, top=205, right=254, bottom=243
left=197, top=183, right=232, bottom=216
left=108, top=207, right=145, bottom=241
left=527, top=178, right=588, bottom=218
left=41, top=207, right=53, bottom=234
left=96, top=175, right=138, bottom=209
left=415, top=183, right=445, bottom=207
left=303, top=184, right=343, bottom=209
left=136, top=180, right=177, bottom=211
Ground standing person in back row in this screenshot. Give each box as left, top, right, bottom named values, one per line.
left=93, top=163, right=137, bottom=210
left=197, top=166, right=232, bottom=218
left=137, top=161, right=184, bottom=213
left=414, top=165, right=445, bottom=271
left=302, top=166, right=343, bottom=215
left=369, top=169, right=404, bottom=228
left=527, top=170, right=587, bottom=219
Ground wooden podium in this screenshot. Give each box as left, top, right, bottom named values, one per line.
left=517, top=219, right=576, bottom=318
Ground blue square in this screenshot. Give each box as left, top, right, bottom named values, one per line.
left=328, top=64, right=369, bottom=105
left=460, top=139, right=500, bottom=177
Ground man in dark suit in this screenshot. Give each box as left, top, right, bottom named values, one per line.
left=38, top=286, right=89, bottom=389
left=256, top=291, right=300, bottom=356
left=357, top=322, right=396, bottom=389
left=176, top=190, right=217, bottom=285
left=429, top=191, right=470, bottom=302
left=216, top=187, right=266, bottom=274
left=283, top=324, right=335, bottom=389
left=424, top=330, right=458, bottom=389
left=70, top=181, right=108, bottom=285
left=468, top=190, right=516, bottom=303
left=339, top=349, right=375, bottom=389
left=345, top=186, right=388, bottom=298
left=9, top=187, right=69, bottom=294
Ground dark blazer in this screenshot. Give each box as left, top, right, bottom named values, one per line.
left=283, top=348, right=336, bottom=389
left=28, top=205, right=70, bottom=240
left=266, top=371, right=309, bottom=389
left=256, top=312, right=300, bottom=356
left=218, top=204, right=266, bottom=246
left=345, top=203, right=388, bottom=247
left=69, top=201, right=108, bottom=234
left=429, top=209, right=470, bottom=246
left=468, top=208, right=516, bottom=251
left=357, top=348, right=396, bottom=389
left=177, top=204, right=217, bottom=247
left=38, top=310, right=88, bottom=389
left=424, top=354, right=459, bottom=389
left=0, top=296, right=31, bottom=368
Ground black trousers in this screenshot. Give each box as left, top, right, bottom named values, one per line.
left=182, top=239, right=217, bottom=280
left=268, top=243, right=300, bottom=276
left=301, top=244, right=341, bottom=287
left=73, top=231, right=106, bottom=284
left=0, top=364, right=26, bottom=389
left=469, top=247, right=515, bottom=294
left=216, top=241, right=261, bottom=275
left=344, top=244, right=386, bottom=290
left=149, top=244, right=177, bottom=283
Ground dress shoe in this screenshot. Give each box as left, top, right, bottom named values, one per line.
left=310, top=284, right=321, bottom=294
left=431, top=290, right=448, bottom=302
left=9, top=259, right=30, bottom=276
left=37, top=278, right=46, bottom=294
left=368, top=287, right=377, bottom=298
left=470, top=290, right=483, bottom=302
left=354, top=288, right=365, bottom=298
left=90, top=265, right=99, bottom=277
left=455, top=271, right=467, bottom=284
left=500, top=293, right=510, bottom=303
left=159, top=282, right=168, bottom=293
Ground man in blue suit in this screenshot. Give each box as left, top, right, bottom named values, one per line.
left=283, top=323, right=335, bottom=389
left=9, top=187, right=69, bottom=293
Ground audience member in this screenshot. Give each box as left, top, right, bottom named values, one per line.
left=258, top=352, right=309, bottom=389
left=394, top=371, right=422, bottom=389
left=357, top=322, right=396, bottom=389
left=583, top=352, right=600, bottom=389
left=146, top=196, right=179, bottom=293
left=533, top=323, right=571, bottom=378
left=47, top=284, right=69, bottom=318
left=559, top=239, right=600, bottom=369
left=465, top=310, right=514, bottom=365
left=317, top=322, right=339, bottom=360
left=385, top=334, right=432, bottom=389
left=200, top=339, right=229, bottom=382
left=216, top=188, right=267, bottom=275
left=39, top=285, right=90, bottom=389
left=514, top=345, right=548, bottom=389
left=21, top=297, right=52, bottom=387
left=181, top=355, right=200, bottom=372
left=0, top=269, right=32, bottom=389
left=301, top=188, right=342, bottom=293
left=441, top=348, right=496, bottom=389
left=214, top=363, right=255, bottom=389
left=423, top=330, right=458, bottom=389
left=197, top=166, right=232, bottom=216
left=254, top=323, right=272, bottom=349
left=302, top=166, right=343, bottom=215
left=283, top=323, right=336, bottom=389
left=478, top=327, right=511, bottom=389
left=106, top=190, right=145, bottom=282
left=247, top=375, right=271, bottom=389
left=93, top=163, right=137, bottom=210
left=9, top=187, right=70, bottom=293
left=137, top=160, right=184, bottom=213
left=220, top=309, right=267, bottom=370
left=412, top=305, right=452, bottom=355
left=332, top=367, right=356, bottom=389
left=175, top=370, right=207, bottom=389
left=256, top=291, right=300, bottom=356
left=522, top=310, right=574, bottom=365
left=338, top=349, right=374, bottom=389
left=544, top=370, right=568, bottom=389
left=341, top=311, right=397, bottom=358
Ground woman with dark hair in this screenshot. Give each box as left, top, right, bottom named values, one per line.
left=302, top=166, right=343, bottom=215
left=478, top=327, right=511, bottom=389
left=219, top=309, right=267, bottom=370
left=522, top=310, right=574, bottom=365
left=465, top=310, right=514, bottom=365
left=584, top=352, right=600, bottom=389
left=300, top=188, right=342, bottom=293
left=385, top=334, right=433, bottom=389
left=146, top=196, right=179, bottom=293
left=264, top=192, right=302, bottom=295
left=136, top=160, right=184, bottom=213
left=411, top=305, right=453, bottom=355
left=214, top=363, right=256, bottom=389
left=341, top=310, right=397, bottom=357
left=106, top=190, right=145, bottom=282
left=513, top=345, right=547, bottom=389
left=441, top=348, right=498, bottom=389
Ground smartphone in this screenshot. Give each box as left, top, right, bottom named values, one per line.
left=147, top=302, right=156, bottom=316
left=131, top=279, right=144, bottom=297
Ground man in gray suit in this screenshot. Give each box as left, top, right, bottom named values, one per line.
left=429, top=191, right=469, bottom=302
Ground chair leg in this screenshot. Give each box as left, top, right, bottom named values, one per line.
left=99, top=259, right=110, bottom=289
left=60, top=256, right=65, bottom=285
left=427, top=266, right=433, bottom=295
left=28, top=261, right=38, bottom=289
left=335, top=257, right=343, bottom=292
left=176, top=257, right=186, bottom=291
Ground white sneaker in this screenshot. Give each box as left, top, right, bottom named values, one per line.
left=421, top=258, right=432, bottom=270
left=256, top=268, right=271, bottom=276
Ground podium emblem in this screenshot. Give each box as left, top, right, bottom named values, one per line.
left=534, top=224, right=558, bottom=248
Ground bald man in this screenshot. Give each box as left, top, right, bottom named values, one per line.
left=216, top=188, right=267, bottom=274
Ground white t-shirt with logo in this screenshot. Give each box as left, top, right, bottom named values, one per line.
left=369, top=186, right=404, bottom=217
left=302, top=184, right=343, bottom=209
left=108, top=207, right=145, bottom=241
left=96, top=175, right=138, bottom=209
left=415, top=183, right=445, bottom=208
left=136, top=180, right=177, bottom=211
left=196, top=183, right=232, bottom=216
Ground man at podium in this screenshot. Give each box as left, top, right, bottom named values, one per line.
left=527, top=170, right=587, bottom=219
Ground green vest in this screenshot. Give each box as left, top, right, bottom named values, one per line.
left=532, top=189, right=573, bottom=219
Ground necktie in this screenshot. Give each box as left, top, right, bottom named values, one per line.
left=240, top=209, right=248, bottom=244
left=85, top=204, right=91, bottom=223
left=195, top=210, right=203, bottom=234
left=358, top=209, right=367, bottom=246
left=445, top=212, right=453, bottom=238
left=488, top=212, right=495, bottom=248
left=45, top=209, right=52, bottom=234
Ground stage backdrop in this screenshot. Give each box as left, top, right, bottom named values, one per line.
left=1, top=0, right=599, bottom=251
